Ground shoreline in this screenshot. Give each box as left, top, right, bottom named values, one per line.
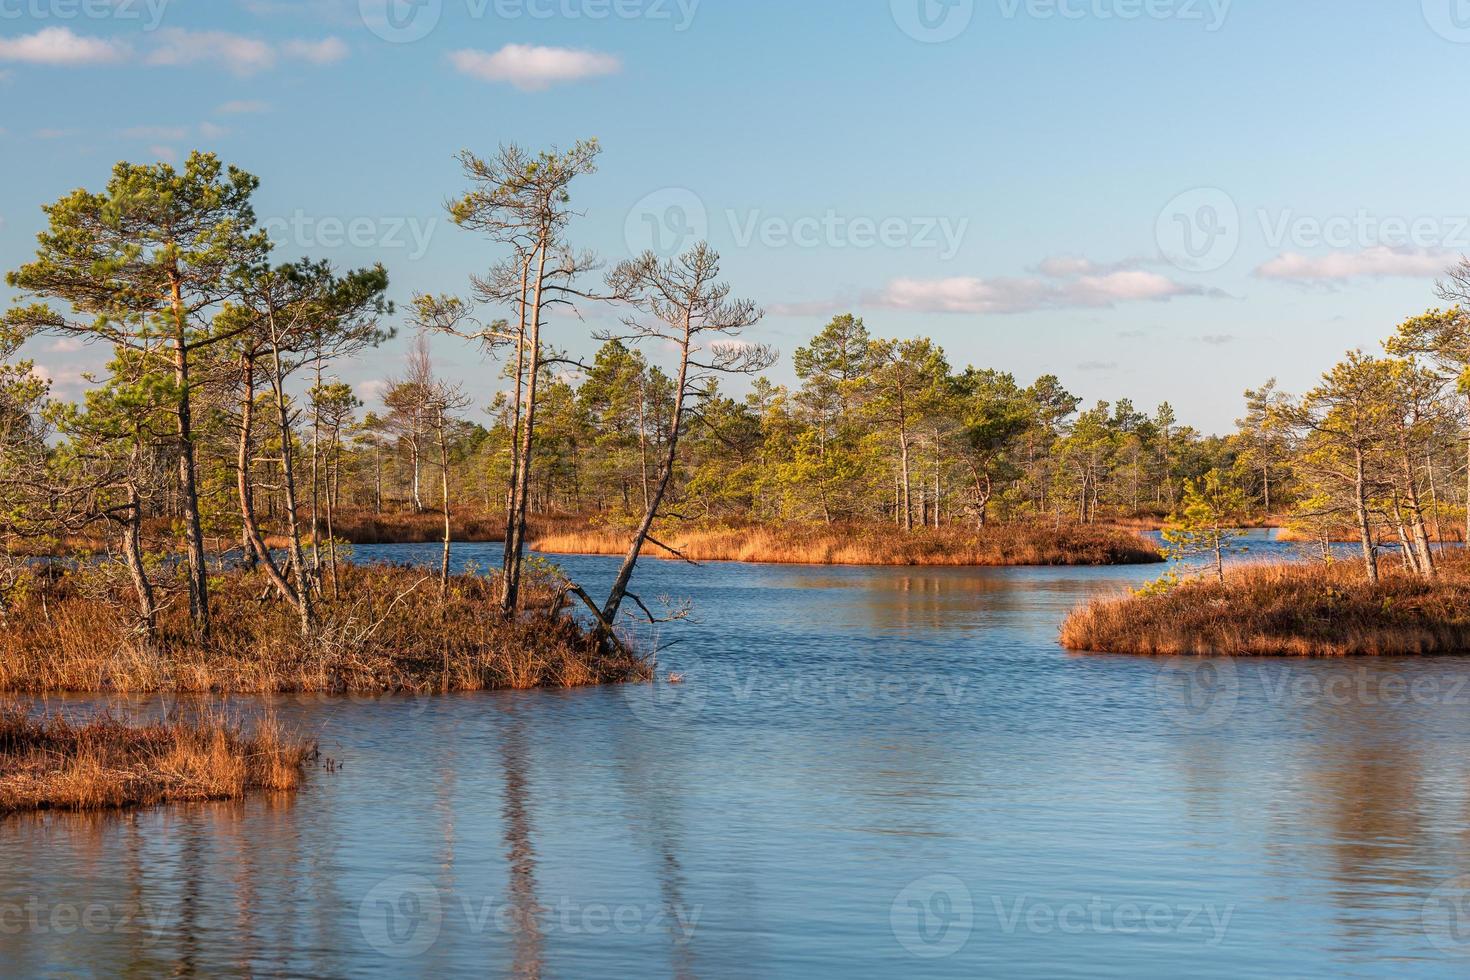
left=0, top=563, right=650, bottom=696
left=1061, top=553, right=1470, bottom=657
left=0, top=710, right=310, bottom=815
left=528, top=523, right=1165, bottom=568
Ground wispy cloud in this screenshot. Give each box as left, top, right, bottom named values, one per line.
left=0, top=27, right=129, bottom=66
left=0, top=27, right=346, bottom=76
left=449, top=44, right=622, bottom=91
left=1254, top=246, right=1454, bottom=284
left=871, top=269, right=1220, bottom=316
left=774, top=255, right=1224, bottom=318
left=282, top=36, right=348, bottom=65
left=145, top=29, right=275, bottom=74
left=1199, top=334, right=1235, bottom=346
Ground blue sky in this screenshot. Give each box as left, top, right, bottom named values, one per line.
left=2, top=0, right=1468, bottom=432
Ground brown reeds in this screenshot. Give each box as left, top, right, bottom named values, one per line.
left=0, top=710, right=309, bottom=813
left=1061, top=551, right=1470, bottom=657
left=531, top=522, right=1164, bottom=567
left=0, top=563, right=650, bottom=694
left=312, top=508, right=510, bottom=545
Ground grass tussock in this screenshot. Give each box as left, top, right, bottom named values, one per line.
left=532, top=522, right=1163, bottom=567
left=1061, top=551, right=1470, bottom=657
left=0, top=710, right=309, bottom=814
left=0, top=564, right=650, bottom=695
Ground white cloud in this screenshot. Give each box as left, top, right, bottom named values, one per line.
left=30, top=363, right=87, bottom=393
left=359, top=379, right=389, bottom=405
left=773, top=255, right=1224, bottom=318
left=1253, top=246, right=1454, bottom=283
left=283, top=36, right=348, bottom=65
left=145, top=29, right=276, bottom=75
left=46, top=338, right=84, bottom=353
left=0, top=29, right=346, bottom=77
left=449, top=44, right=621, bottom=91
left=0, top=27, right=129, bottom=66
left=872, top=269, right=1217, bottom=315
left=150, top=145, right=179, bottom=162
left=199, top=121, right=230, bottom=139
left=216, top=99, right=271, bottom=115
left=1032, top=255, right=1152, bottom=279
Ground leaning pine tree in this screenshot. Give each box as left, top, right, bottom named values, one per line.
left=597, top=243, right=773, bottom=629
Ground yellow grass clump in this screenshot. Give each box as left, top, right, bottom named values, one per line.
left=1061, top=551, right=1470, bottom=657
left=532, top=522, right=1164, bottom=567
left=0, top=710, right=310, bottom=813
left=0, top=563, right=650, bottom=695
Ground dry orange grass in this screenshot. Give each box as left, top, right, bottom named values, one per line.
left=1273, top=526, right=1465, bottom=544
left=0, top=564, right=650, bottom=695
left=532, top=522, right=1164, bottom=567
left=1061, top=551, right=1470, bottom=657
left=0, top=710, right=309, bottom=813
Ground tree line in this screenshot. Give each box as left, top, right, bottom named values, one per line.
left=3, top=144, right=1468, bottom=647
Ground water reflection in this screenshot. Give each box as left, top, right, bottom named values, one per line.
left=499, top=710, right=546, bottom=979
left=2, top=546, right=1469, bottom=976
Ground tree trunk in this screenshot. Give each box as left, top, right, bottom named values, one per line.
left=601, top=318, right=691, bottom=627
left=1354, top=448, right=1379, bottom=585
left=326, top=434, right=340, bottom=599
left=170, top=272, right=211, bottom=640
left=373, top=446, right=383, bottom=515
left=438, top=408, right=452, bottom=600
left=268, top=323, right=315, bottom=637
left=501, top=252, right=532, bottom=602
left=310, top=357, right=323, bottom=571
left=1400, top=443, right=1436, bottom=578
left=122, top=482, right=157, bottom=643
left=409, top=433, right=423, bottom=514
left=503, top=242, right=549, bottom=615
left=1427, top=451, right=1444, bottom=553
left=237, top=353, right=297, bottom=605
left=1463, top=397, right=1470, bottom=547
left=898, top=425, right=912, bottom=532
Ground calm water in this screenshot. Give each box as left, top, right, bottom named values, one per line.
left=5, top=531, right=1470, bottom=977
